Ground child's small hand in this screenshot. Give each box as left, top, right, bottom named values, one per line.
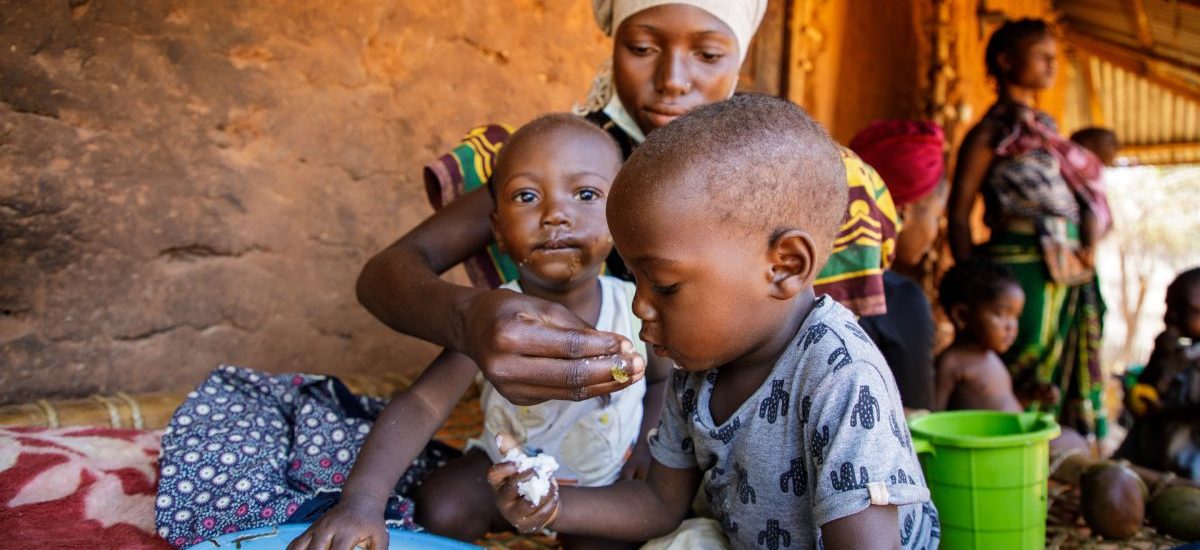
left=1125, top=383, right=1161, bottom=417
left=619, top=442, right=652, bottom=480
left=1079, top=246, right=1097, bottom=269
left=286, top=498, right=388, bottom=550
left=1017, top=381, right=1060, bottom=410
left=1032, top=383, right=1061, bottom=408
left=487, top=433, right=560, bottom=534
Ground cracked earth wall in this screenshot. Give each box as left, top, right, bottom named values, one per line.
left=0, top=0, right=609, bottom=404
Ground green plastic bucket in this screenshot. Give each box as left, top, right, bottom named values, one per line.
left=908, top=410, right=1060, bottom=550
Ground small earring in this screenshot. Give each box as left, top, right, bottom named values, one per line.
left=682, top=81, right=692, bottom=92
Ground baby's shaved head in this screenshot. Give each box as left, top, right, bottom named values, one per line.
left=612, top=94, right=847, bottom=256
left=489, top=113, right=621, bottom=202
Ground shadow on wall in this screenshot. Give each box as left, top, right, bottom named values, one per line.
left=0, top=0, right=609, bottom=404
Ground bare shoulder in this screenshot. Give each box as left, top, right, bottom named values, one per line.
left=935, top=346, right=971, bottom=375
left=977, top=351, right=1012, bottom=377
left=939, top=345, right=1006, bottom=384
left=960, top=122, right=998, bottom=152
left=958, top=350, right=1009, bottom=381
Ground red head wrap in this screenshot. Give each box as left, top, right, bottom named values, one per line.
left=849, top=120, right=946, bottom=207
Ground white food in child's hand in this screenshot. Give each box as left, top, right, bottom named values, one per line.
left=498, top=438, right=559, bottom=505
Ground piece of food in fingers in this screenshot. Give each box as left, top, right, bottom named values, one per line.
left=610, top=359, right=631, bottom=383
left=494, top=434, right=560, bottom=504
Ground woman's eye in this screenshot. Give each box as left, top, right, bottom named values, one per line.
left=626, top=43, right=654, bottom=56
left=575, top=188, right=601, bottom=201
left=697, top=51, right=725, bottom=63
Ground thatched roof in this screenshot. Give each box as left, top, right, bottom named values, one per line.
left=1058, top=0, right=1200, bottom=164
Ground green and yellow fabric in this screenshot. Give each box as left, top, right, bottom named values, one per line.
left=814, top=148, right=899, bottom=317
left=423, top=124, right=517, bottom=289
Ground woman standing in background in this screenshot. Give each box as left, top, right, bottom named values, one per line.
left=948, top=18, right=1109, bottom=438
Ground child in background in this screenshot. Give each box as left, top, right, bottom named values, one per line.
left=288, top=113, right=670, bottom=550
left=488, top=94, right=939, bottom=550
left=934, top=259, right=1091, bottom=464
left=1070, top=127, right=1119, bottom=167
left=1120, top=267, right=1200, bottom=480
left=1070, top=126, right=1119, bottom=261
left=933, top=259, right=1027, bottom=412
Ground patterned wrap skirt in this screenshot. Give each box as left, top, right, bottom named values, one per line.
left=154, top=365, right=458, bottom=548
left=982, top=225, right=1107, bottom=437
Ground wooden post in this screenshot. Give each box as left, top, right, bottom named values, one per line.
left=1078, top=51, right=1106, bottom=127
left=1124, top=0, right=1155, bottom=49
left=785, top=0, right=827, bottom=110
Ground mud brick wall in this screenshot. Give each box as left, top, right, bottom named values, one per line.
left=0, top=0, right=608, bottom=403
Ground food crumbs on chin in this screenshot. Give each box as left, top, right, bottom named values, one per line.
left=567, top=254, right=582, bottom=278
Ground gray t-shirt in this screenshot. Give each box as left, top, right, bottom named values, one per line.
left=649, top=296, right=941, bottom=550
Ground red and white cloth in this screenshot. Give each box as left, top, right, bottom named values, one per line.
left=0, top=426, right=170, bottom=550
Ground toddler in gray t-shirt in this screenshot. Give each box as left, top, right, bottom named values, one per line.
left=650, top=295, right=940, bottom=549
left=486, top=95, right=939, bottom=550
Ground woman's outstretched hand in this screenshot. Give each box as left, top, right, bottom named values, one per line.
left=462, top=288, right=646, bottom=405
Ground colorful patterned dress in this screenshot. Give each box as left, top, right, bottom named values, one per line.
left=976, top=103, right=1107, bottom=437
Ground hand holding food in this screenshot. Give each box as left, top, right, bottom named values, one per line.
left=487, top=433, right=561, bottom=534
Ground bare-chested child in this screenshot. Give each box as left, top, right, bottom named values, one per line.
left=934, top=259, right=1027, bottom=412
left=287, top=113, right=670, bottom=550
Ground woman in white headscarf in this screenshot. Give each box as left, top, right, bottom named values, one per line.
left=358, top=1, right=769, bottom=409
left=579, top=0, right=768, bottom=149
left=296, top=5, right=772, bottom=549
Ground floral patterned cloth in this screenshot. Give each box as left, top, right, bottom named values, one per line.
left=154, top=365, right=458, bottom=548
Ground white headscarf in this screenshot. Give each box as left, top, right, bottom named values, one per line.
left=578, top=0, right=768, bottom=142
left=593, top=0, right=766, bottom=64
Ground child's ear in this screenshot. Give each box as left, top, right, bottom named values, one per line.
left=898, top=202, right=916, bottom=225
left=490, top=210, right=508, bottom=254
left=765, top=229, right=818, bottom=300
left=1164, top=302, right=1179, bottom=329
left=949, top=304, right=970, bottom=331
left=996, top=52, right=1014, bottom=76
